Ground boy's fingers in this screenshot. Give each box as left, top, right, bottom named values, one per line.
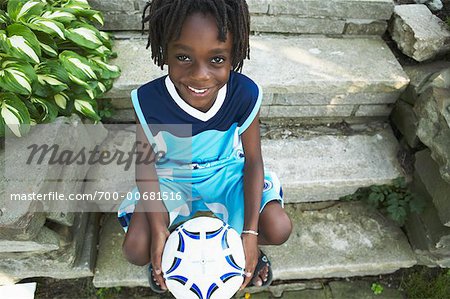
left=151, top=250, right=167, bottom=290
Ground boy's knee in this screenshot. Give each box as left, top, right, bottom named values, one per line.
left=262, top=212, right=292, bottom=245
left=122, top=235, right=150, bottom=266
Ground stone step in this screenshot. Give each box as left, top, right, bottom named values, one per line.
left=0, top=213, right=99, bottom=284
left=103, top=34, right=409, bottom=122
left=83, top=125, right=403, bottom=204
left=90, top=0, right=393, bottom=35
left=93, top=201, right=416, bottom=288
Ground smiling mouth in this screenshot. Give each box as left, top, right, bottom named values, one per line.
left=187, top=86, right=209, bottom=94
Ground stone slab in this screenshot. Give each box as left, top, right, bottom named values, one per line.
left=251, top=15, right=346, bottom=35
left=266, top=105, right=354, bottom=118
left=84, top=126, right=403, bottom=204
left=344, top=19, right=387, bottom=35
left=389, top=4, right=450, bottom=61
left=329, top=281, right=404, bottom=299
left=401, top=61, right=450, bottom=105
left=0, top=226, right=59, bottom=253
left=258, top=0, right=394, bottom=20
left=263, top=127, right=403, bottom=202
left=93, top=213, right=146, bottom=288
left=92, top=202, right=416, bottom=287
left=415, top=87, right=450, bottom=183
left=0, top=213, right=93, bottom=284
left=354, top=104, right=393, bottom=116
left=107, top=34, right=409, bottom=112
left=390, top=100, right=419, bottom=148
left=405, top=172, right=450, bottom=255
left=92, top=0, right=394, bottom=20
left=415, top=149, right=450, bottom=227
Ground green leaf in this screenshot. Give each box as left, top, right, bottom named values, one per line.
left=91, top=57, right=120, bottom=79
left=35, top=60, right=69, bottom=92
left=387, top=204, right=407, bottom=225
left=0, top=9, right=10, bottom=25
left=7, top=0, right=45, bottom=22
left=59, top=50, right=99, bottom=86
left=41, top=9, right=76, bottom=24
left=34, top=31, right=58, bottom=57
left=30, top=96, right=58, bottom=123
left=0, top=92, right=31, bottom=137
left=54, top=92, right=69, bottom=109
left=26, top=17, right=66, bottom=40
left=65, top=22, right=103, bottom=49
left=0, top=56, right=36, bottom=95
left=393, top=177, right=407, bottom=189
left=368, top=192, right=384, bottom=203
left=74, top=97, right=100, bottom=121
left=6, top=24, right=41, bottom=63
left=386, top=193, right=399, bottom=205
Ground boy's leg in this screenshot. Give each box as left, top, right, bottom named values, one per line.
left=122, top=211, right=169, bottom=266
left=258, top=201, right=292, bottom=246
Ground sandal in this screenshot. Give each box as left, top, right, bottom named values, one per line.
left=250, top=250, right=273, bottom=287
left=148, top=264, right=167, bottom=294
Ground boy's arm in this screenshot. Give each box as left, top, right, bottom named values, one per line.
left=134, top=115, right=169, bottom=231
left=241, top=111, right=264, bottom=232
left=134, top=115, right=170, bottom=290
left=240, top=111, right=264, bottom=289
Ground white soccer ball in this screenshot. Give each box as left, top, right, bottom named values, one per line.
left=161, top=216, right=245, bottom=299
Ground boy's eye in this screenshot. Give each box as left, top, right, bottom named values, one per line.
left=177, top=55, right=191, bottom=62
left=211, top=57, right=225, bottom=64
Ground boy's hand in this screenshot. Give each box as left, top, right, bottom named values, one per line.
left=240, top=233, right=259, bottom=290
left=150, top=229, right=170, bottom=290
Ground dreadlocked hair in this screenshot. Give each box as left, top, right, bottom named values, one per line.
left=142, top=0, right=250, bottom=72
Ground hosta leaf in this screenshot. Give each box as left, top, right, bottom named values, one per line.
left=91, top=57, right=120, bottom=79
left=65, top=22, right=103, bottom=49
left=74, top=97, right=100, bottom=121
left=27, top=17, right=65, bottom=40
left=34, top=31, right=58, bottom=57
left=30, top=96, right=58, bottom=123
left=41, top=9, right=76, bottom=24
left=36, top=60, right=70, bottom=84
left=0, top=92, right=31, bottom=137
left=59, top=50, right=99, bottom=84
left=7, top=0, right=45, bottom=22
left=54, top=92, right=69, bottom=109
left=6, top=24, right=41, bottom=63
left=0, top=56, right=36, bottom=95
left=0, top=9, right=10, bottom=25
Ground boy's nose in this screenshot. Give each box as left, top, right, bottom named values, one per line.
left=190, top=62, right=210, bottom=82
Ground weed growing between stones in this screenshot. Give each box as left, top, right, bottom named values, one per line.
left=400, top=266, right=450, bottom=298
left=341, top=177, right=426, bottom=226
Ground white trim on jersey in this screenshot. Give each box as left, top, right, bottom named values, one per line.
left=165, top=76, right=227, bottom=122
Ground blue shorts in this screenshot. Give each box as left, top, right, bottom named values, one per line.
left=117, top=162, right=283, bottom=235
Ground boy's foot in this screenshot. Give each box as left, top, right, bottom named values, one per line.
left=250, top=250, right=273, bottom=287
left=148, top=264, right=167, bottom=294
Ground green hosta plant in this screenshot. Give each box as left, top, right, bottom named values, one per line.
left=0, top=0, right=120, bottom=137
left=341, top=177, right=425, bottom=226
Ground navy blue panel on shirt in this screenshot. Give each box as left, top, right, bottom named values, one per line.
left=136, top=71, right=259, bottom=137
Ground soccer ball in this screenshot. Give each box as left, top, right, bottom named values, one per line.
left=161, top=216, right=245, bottom=299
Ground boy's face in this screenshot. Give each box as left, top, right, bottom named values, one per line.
left=167, top=12, right=233, bottom=112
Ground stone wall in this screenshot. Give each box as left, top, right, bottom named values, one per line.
left=0, top=116, right=108, bottom=283
left=391, top=62, right=450, bottom=266
left=89, top=0, right=393, bottom=35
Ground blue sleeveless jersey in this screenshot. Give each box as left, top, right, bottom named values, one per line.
left=132, top=71, right=262, bottom=180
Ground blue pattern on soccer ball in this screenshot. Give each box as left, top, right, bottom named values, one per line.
left=190, top=283, right=203, bottom=299
left=206, top=225, right=225, bottom=239
left=206, top=283, right=219, bottom=299
left=166, top=257, right=182, bottom=275
left=167, top=275, right=188, bottom=285
left=182, top=228, right=201, bottom=239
